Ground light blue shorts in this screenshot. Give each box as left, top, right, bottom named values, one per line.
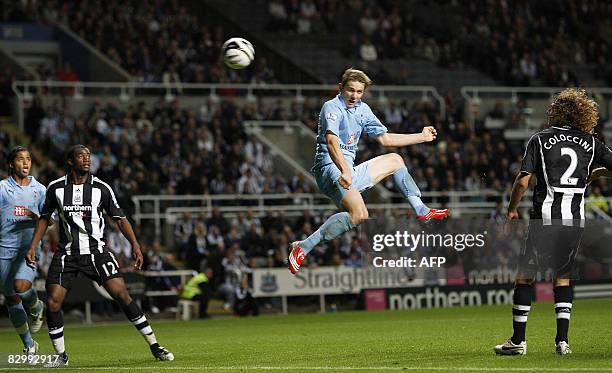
left=0, top=256, right=36, bottom=297
left=313, top=161, right=375, bottom=208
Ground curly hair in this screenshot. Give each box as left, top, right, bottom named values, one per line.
left=547, top=88, right=598, bottom=134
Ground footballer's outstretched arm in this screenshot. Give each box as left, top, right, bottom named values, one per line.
left=376, top=126, right=437, bottom=147
left=26, top=217, right=51, bottom=265
left=325, top=132, right=352, bottom=189
left=507, top=172, right=532, bottom=219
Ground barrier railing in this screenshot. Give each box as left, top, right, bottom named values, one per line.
left=460, top=86, right=612, bottom=131
left=11, top=80, right=445, bottom=131
left=133, top=190, right=533, bottom=237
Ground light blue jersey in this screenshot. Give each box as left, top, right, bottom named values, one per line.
left=0, top=176, right=46, bottom=259
left=313, top=94, right=387, bottom=170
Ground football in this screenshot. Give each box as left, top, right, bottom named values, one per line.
left=222, top=37, right=255, bottom=69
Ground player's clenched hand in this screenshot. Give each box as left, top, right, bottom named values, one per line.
left=338, top=171, right=352, bottom=190
left=506, top=209, right=519, bottom=220
left=504, top=209, right=519, bottom=236
left=132, top=243, right=144, bottom=270
left=26, top=246, right=36, bottom=268
left=421, top=126, right=437, bottom=142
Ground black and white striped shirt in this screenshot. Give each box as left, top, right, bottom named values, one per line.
left=521, top=125, right=612, bottom=225
left=41, top=174, right=126, bottom=255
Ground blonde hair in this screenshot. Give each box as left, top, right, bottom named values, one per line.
left=547, top=88, right=599, bottom=134
left=340, top=68, right=372, bottom=88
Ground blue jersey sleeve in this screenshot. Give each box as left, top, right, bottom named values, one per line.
left=320, top=102, right=342, bottom=137
left=37, top=185, right=46, bottom=215
left=363, top=105, right=387, bottom=137
left=0, top=182, right=5, bottom=205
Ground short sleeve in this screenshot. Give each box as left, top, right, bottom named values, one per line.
left=40, top=186, right=58, bottom=218
left=594, top=138, right=612, bottom=170
left=520, top=135, right=538, bottom=174
left=363, top=105, right=387, bottom=137
left=0, top=183, right=5, bottom=205
left=319, top=103, right=341, bottom=137
left=37, top=186, right=46, bottom=213
left=101, top=183, right=126, bottom=220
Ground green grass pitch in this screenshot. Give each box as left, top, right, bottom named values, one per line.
left=0, top=299, right=611, bottom=372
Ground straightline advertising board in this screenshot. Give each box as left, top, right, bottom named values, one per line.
left=253, top=266, right=427, bottom=297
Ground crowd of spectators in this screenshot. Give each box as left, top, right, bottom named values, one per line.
left=264, top=0, right=612, bottom=86
left=436, top=0, right=608, bottom=86
left=267, top=0, right=339, bottom=35
left=26, top=97, right=322, bottom=216
left=15, top=0, right=278, bottom=85
left=369, top=0, right=609, bottom=86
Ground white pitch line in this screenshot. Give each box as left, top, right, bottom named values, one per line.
left=3, top=367, right=612, bottom=371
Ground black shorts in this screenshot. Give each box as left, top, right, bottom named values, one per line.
left=518, top=222, right=583, bottom=279
left=47, top=251, right=123, bottom=289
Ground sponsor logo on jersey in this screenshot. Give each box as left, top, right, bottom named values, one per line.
left=340, top=143, right=358, bottom=151
left=63, top=205, right=92, bottom=217
left=13, top=206, right=27, bottom=216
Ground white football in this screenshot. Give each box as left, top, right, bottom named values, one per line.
left=222, top=37, right=255, bottom=69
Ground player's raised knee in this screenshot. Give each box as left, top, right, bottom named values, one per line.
left=389, top=153, right=404, bottom=170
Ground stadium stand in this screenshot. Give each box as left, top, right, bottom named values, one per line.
left=9, top=0, right=279, bottom=84
left=208, top=0, right=610, bottom=88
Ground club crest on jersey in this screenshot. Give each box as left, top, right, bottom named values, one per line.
left=13, top=206, right=27, bottom=216
left=347, top=133, right=355, bottom=145
left=73, top=187, right=83, bottom=204
left=325, top=112, right=338, bottom=123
